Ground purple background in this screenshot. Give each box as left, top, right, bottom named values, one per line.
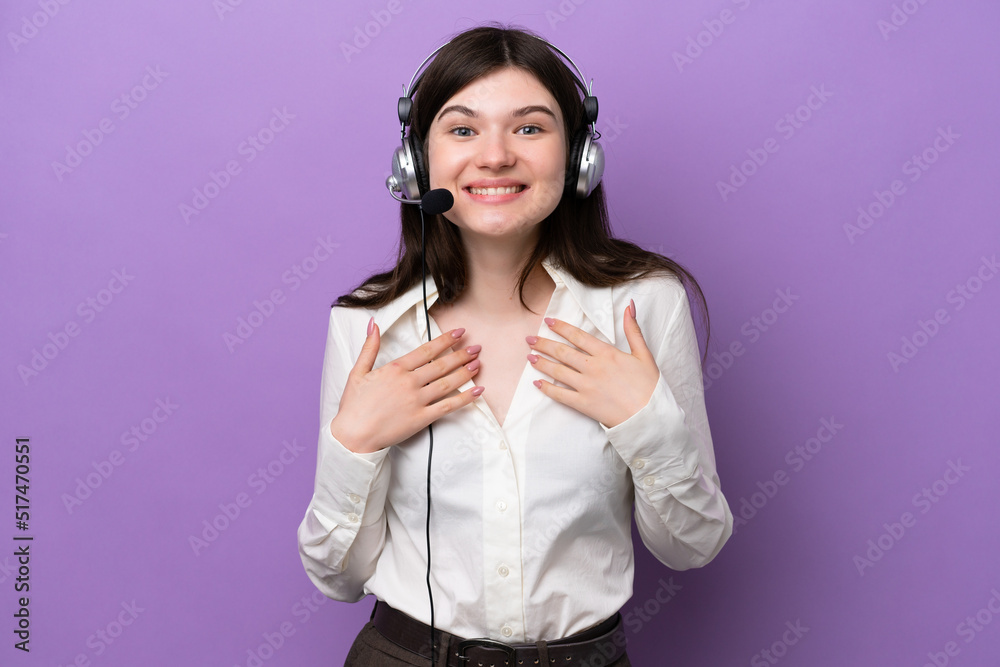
left=2, top=1, right=998, bottom=665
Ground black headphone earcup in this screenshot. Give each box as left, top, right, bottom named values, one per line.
left=409, top=134, right=429, bottom=197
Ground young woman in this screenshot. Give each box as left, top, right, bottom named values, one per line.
left=298, top=24, right=733, bottom=667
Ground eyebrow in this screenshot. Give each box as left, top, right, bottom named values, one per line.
left=436, top=104, right=557, bottom=122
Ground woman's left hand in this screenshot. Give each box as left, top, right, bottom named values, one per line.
left=527, top=299, right=661, bottom=429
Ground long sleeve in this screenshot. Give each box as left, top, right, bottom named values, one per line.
left=602, top=284, right=733, bottom=570
left=297, top=308, right=392, bottom=602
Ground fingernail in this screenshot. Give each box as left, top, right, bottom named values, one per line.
left=471, top=386, right=485, bottom=396
left=466, top=359, right=480, bottom=371
left=527, top=353, right=538, bottom=364
left=367, top=316, right=374, bottom=336
left=466, top=344, right=482, bottom=355
left=629, top=299, right=636, bottom=319
left=525, top=335, right=538, bottom=345
left=544, top=317, right=555, bottom=326
left=451, top=328, right=466, bottom=338
left=532, top=380, right=542, bottom=388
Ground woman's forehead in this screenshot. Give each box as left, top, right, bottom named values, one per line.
left=437, top=68, right=563, bottom=119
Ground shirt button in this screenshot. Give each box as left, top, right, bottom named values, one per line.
left=643, top=476, right=655, bottom=487
left=634, top=459, right=645, bottom=470
left=348, top=493, right=361, bottom=503
left=496, top=500, right=507, bottom=512
left=499, top=441, right=507, bottom=450
left=347, top=512, right=360, bottom=523
left=501, top=625, right=513, bottom=637
left=498, top=565, right=509, bottom=577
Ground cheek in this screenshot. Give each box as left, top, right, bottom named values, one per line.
left=426, top=146, right=461, bottom=187
left=533, top=143, right=568, bottom=181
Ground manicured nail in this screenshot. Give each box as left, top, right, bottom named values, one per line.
left=525, top=335, right=538, bottom=345
left=466, top=344, right=482, bottom=355
left=527, top=353, right=538, bottom=364
left=532, top=380, right=542, bottom=388
left=544, top=317, right=556, bottom=326
left=367, top=316, right=374, bottom=336
left=629, top=299, right=636, bottom=319
left=466, top=359, right=481, bottom=371
left=451, top=328, right=466, bottom=338
left=471, top=386, right=485, bottom=396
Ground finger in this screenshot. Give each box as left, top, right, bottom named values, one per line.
left=397, top=327, right=466, bottom=372
left=354, top=316, right=381, bottom=375
left=624, top=299, right=654, bottom=362
left=532, top=378, right=583, bottom=413
left=420, top=356, right=481, bottom=402
left=427, top=383, right=485, bottom=421
left=541, top=317, right=607, bottom=356
left=528, top=351, right=581, bottom=388
left=413, top=343, right=481, bottom=388
left=528, top=336, right=592, bottom=374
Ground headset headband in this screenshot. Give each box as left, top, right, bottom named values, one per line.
left=396, top=34, right=599, bottom=137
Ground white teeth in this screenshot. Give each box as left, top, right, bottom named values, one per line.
left=467, top=185, right=525, bottom=195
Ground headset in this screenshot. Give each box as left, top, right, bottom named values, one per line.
left=386, top=34, right=605, bottom=204
left=381, top=33, right=604, bottom=660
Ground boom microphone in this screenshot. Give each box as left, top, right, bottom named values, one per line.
left=420, top=188, right=454, bottom=216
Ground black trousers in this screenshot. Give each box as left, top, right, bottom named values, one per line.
left=344, top=620, right=633, bottom=667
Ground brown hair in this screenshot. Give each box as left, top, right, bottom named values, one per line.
left=334, top=22, right=710, bottom=359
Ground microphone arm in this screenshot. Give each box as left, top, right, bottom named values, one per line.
left=385, top=175, right=424, bottom=205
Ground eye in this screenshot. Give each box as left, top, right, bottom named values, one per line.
left=518, top=125, right=543, bottom=135
left=449, top=126, right=474, bottom=137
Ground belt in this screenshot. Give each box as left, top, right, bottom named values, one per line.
left=371, top=600, right=627, bottom=667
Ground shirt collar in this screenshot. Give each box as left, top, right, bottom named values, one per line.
left=370, top=255, right=617, bottom=344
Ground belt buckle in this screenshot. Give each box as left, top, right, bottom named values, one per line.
left=456, top=637, right=517, bottom=665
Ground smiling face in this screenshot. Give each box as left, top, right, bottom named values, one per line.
left=425, top=67, right=568, bottom=245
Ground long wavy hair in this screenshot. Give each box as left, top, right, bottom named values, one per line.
left=334, top=22, right=710, bottom=359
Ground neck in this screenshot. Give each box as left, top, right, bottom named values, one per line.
left=450, top=231, right=555, bottom=320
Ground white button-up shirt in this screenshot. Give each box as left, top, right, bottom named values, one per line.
left=297, top=256, right=733, bottom=643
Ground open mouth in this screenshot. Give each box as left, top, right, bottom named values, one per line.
left=465, top=185, right=526, bottom=196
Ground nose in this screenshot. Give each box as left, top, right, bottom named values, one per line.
left=474, top=130, right=515, bottom=170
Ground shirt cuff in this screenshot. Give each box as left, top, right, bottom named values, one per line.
left=600, top=373, right=700, bottom=500
left=311, top=418, right=390, bottom=530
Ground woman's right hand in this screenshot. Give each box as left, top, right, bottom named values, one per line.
left=329, top=319, right=484, bottom=454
